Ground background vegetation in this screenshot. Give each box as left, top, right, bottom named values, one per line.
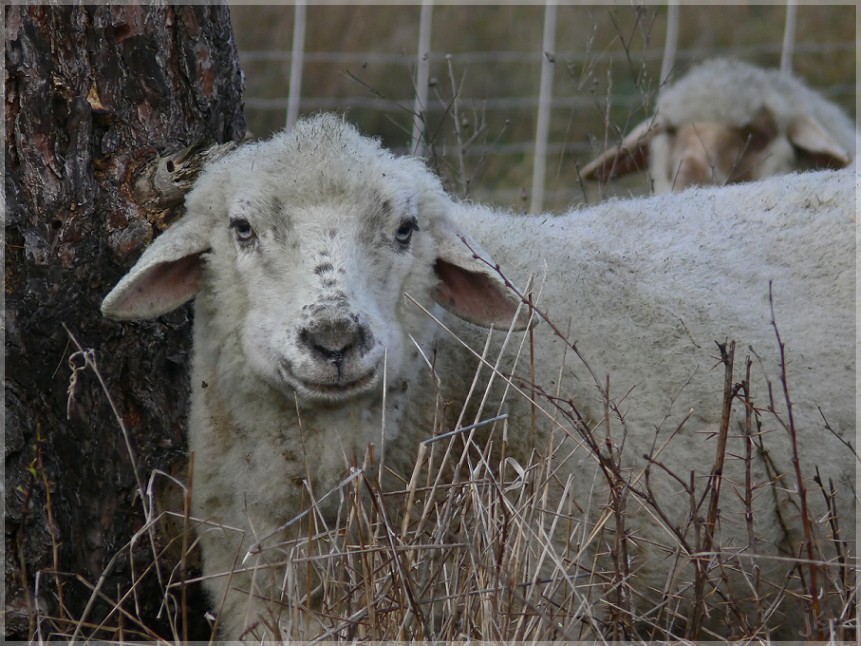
left=231, top=2, right=856, bottom=210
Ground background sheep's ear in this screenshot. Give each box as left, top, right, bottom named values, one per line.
left=786, top=113, right=852, bottom=168
left=430, top=217, right=530, bottom=331
left=101, top=214, right=212, bottom=320
left=580, top=117, right=661, bottom=181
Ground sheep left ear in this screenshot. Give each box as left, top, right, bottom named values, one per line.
left=787, top=114, right=852, bottom=168
left=580, top=116, right=662, bottom=181
left=101, top=212, right=212, bottom=320
left=428, top=215, right=531, bottom=331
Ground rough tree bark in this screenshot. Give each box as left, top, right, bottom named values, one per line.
left=5, top=5, right=245, bottom=639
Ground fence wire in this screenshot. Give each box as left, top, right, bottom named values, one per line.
left=232, top=4, right=856, bottom=210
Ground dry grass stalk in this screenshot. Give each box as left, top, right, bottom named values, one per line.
left=26, top=295, right=858, bottom=642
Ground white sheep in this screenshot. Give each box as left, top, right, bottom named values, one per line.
left=102, top=114, right=855, bottom=640
left=580, top=57, right=857, bottom=193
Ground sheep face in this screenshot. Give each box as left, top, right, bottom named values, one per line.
left=213, top=189, right=428, bottom=403
left=649, top=116, right=794, bottom=192
left=584, top=110, right=833, bottom=193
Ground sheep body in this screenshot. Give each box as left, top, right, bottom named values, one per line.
left=582, top=58, right=857, bottom=192
left=447, top=168, right=855, bottom=637
left=102, top=115, right=855, bottom=640
left=454, top=169, right=855, bottom=586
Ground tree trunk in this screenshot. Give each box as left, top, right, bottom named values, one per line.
left=4, top=5, right=245, bottom=640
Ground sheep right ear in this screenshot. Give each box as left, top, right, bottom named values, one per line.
left=580, top=117, right=662, bottom=181
left=101, top=214, right=212, bottom=320
left=787, top=113, right=852, bottom=169
left=427, top=215, right=531, bottom=331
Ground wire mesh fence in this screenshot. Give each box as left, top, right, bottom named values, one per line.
left=231, top=2, right=856, bottom=211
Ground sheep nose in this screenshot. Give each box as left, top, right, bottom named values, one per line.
left=299, top=318, right=367, bottom=365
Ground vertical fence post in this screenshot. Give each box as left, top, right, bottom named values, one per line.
left=530, top=1, right=557, bottom=214
left=286, top=0, right=307, bottom=129
left=660, top=0, right=679, bottom=87
left=780, top=0, right=797, bottom=75
left=411, top=0, right=433, bottom=156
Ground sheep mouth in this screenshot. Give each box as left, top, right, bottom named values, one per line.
left=278, top=363, right=380, bottom=401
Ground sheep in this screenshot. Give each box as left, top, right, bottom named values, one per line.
left=102, top=114, right=855, bottom=640
left=580, top=57, right=857, bottom=193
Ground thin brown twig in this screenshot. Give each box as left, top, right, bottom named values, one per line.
left=689, top=340, right=736, bottom=637
left=766, top=282, right=822, bottom=636
left=738, top=354, right=765, bottom=627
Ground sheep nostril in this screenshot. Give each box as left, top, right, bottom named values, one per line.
left=299, top=319, right=368, bottom=365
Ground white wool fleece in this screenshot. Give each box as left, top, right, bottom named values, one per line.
left=103, top=113, right=855, bottom=641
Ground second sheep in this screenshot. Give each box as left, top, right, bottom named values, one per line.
left=581, top=57, right=856, bottom=193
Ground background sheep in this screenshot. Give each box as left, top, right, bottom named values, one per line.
left=102, top=114, right=856, bottom=640
left=580, top=58, right=857, bottom=193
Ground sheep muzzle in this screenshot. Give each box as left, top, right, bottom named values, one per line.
left=281, top=316, right=382, bottom=401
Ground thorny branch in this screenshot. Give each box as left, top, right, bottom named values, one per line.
left=766, top=282, right=822, bottom=636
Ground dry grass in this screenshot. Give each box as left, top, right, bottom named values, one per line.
left=19, top=31, right=857, bottom=641
left=27, top=280, right=857, bottom=643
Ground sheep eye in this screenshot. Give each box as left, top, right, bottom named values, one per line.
left=229, top=218, right=257, bottom=244
left=394, top=219, right=418, bottom=247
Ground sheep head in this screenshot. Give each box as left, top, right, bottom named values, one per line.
left=580, top=58, right=853, bottom=193
left=102, top=114, right=526, bottom=404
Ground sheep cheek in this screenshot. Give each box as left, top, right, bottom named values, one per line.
left=239, top=313, right=294, bottom=395
left=750, top=137, right=796, bottom=181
